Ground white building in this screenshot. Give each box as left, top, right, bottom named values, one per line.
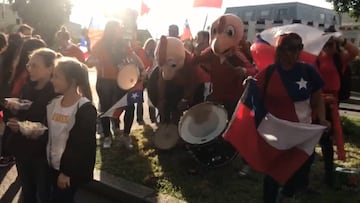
left=225, top=2, right=339, bottom=41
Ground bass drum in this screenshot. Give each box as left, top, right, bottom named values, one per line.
left=147, top=67, right=160, bottom=108
left=178, top=102, right=238, bottom=168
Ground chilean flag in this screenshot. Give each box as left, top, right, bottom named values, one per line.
left=223, top=78, right=326, bottom=184
left=87, top=16, right=107, bottom=49
left=180, top=19, right=193, bottom=41
left=251, top=24, right=341, bottom=71
left=101, top=90, right=143, bottom=118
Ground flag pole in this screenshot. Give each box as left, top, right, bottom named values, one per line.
left=202, top=13, right=208, bottom=30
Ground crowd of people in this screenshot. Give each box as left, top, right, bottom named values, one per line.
left=0, top=11, right=359, bottom=203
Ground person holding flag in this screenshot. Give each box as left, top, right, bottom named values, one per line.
left=223, top=33, right=329, bottom=202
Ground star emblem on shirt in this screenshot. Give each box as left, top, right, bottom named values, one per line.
left=131, top=93, right=139, bottom=100
left=296, top=78, right=308, bottom=90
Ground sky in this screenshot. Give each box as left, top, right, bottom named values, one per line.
left=70, top=0, right=333, bottom=38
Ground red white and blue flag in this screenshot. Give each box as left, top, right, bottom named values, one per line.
left=180, top=19, right=193, bottom=41
left=223, top=78, right=326, bottom=184
left=251, top=24, right=341, bottom=71
left=101, top=90, right=143, bottom=118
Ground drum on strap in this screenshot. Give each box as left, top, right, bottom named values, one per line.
left=178, top=102, right=237, bottom=168
left=117, top=63, right=140, bottom=90
left=154, top=124, right=179, bottom=150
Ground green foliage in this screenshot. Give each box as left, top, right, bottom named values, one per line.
left=9, top=0, right=72, bottom=45
left=327, top=0, right=360, bottom=20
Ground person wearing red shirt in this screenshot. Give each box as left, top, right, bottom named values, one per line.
left=56, top=26, right=85, bottom=63
left=316, top=27, right=359, bottom=187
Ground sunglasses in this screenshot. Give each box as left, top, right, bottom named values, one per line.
left=278, top=44, right=303, bottom=52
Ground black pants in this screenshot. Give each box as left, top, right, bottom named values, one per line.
left=50, top=169, right=78, bottom=203
left=319, top=104, right=334, bottom=186
left=16, top=157, right=51, bottom=203
left=136, top=103, right=144, bottom=122
left=123, top=104, right=135, bottom=135
left=96, top=78, right=124, bottom=137
left=263, top=153, right=315, bottom=203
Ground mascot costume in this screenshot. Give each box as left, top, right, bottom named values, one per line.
left=194, top=14, right=257, bottom=117
left=147, top=36, right=204, bottom=125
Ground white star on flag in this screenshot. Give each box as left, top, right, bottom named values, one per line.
left=131, top=93, right=139, bottom=100
left=101, top=90, right=143, bottom=117
left=296, top=78, right=307, bottom=90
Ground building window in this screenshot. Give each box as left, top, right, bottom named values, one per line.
left=260, top=10, right=270, bottom=18
left=245, top=11, right=253, bottom=20
left=277, top=9, right=288, bottom=20
left=320, top=13, right=325, bottom=22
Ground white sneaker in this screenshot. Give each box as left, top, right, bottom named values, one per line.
left=122, top=135, right=133, bottom=149
left=96, top=133, right=104, bottom=139
left=103, top=137, right=112, bottom=148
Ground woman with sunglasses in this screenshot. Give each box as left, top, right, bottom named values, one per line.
left=255, top=33, right=329, bottom=203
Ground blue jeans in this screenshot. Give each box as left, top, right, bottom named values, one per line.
left=16, top=157, right=51, bottom=203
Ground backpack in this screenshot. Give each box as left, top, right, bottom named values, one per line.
left=316, top=54, right=352, bottom=101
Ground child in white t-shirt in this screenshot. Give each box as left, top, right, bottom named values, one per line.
left=47, top=57, right=96, bottom=203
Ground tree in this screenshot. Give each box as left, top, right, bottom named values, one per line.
left=9, top=0, right=72, bottom=45
left=327, top=0, right=360, bottom=20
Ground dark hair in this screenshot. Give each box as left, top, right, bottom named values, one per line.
left=55, top=57, right=92, bottom=101
left=168, top=24, right=179, bottom=37
left=17, top=24, right=33, bottom=34
left=1, top=33, right=23, bottom=83
left=13, top=38, right=47, bottom=82
left=197, top=31, right=209, bottom=41
left=324, top=25, right=337, bottom=33
left=30, top=48, right=61, bottom=68
left=0, top=32, right=7, bottom=51
left=56, top=26, right=70, bottom=41
left=102, top=20, right=122, bottom=49
left=275, top=33, right=303, bottom=63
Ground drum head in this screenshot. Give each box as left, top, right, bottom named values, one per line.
left=179, top=102, right=228, bottom=145
left=154, top=124, right=179, bottom=150
left=117, top=64, right=139, bottom=90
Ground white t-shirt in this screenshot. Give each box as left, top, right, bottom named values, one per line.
left=47, top=97, right=88, bottom=170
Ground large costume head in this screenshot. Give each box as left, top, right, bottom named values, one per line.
left=155, top=36, right=186, bottom=80
left=210, top=14, right=244, bottom=57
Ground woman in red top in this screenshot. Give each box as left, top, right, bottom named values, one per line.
left=316, top=30, right=359, bottom=187
left=56, top=26, right=85, bottom=63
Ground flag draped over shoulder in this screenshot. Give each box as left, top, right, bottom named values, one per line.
left=193, top=0, right=223, bottom=8
left=251, top=24, right=341, bottom=70
left=101, top=90, right=143, bottom=118
left=223, top=78, right=325, bottom=184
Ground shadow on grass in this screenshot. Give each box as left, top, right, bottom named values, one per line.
left=139, top=124, right=263, bottom=203
left=95, top=124, right=155, bottom=202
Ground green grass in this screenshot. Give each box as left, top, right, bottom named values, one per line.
left=95, top=117, right=360, bottom=203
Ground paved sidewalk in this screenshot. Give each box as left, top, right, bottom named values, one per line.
left=0, top=165, right=185, bottom=203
